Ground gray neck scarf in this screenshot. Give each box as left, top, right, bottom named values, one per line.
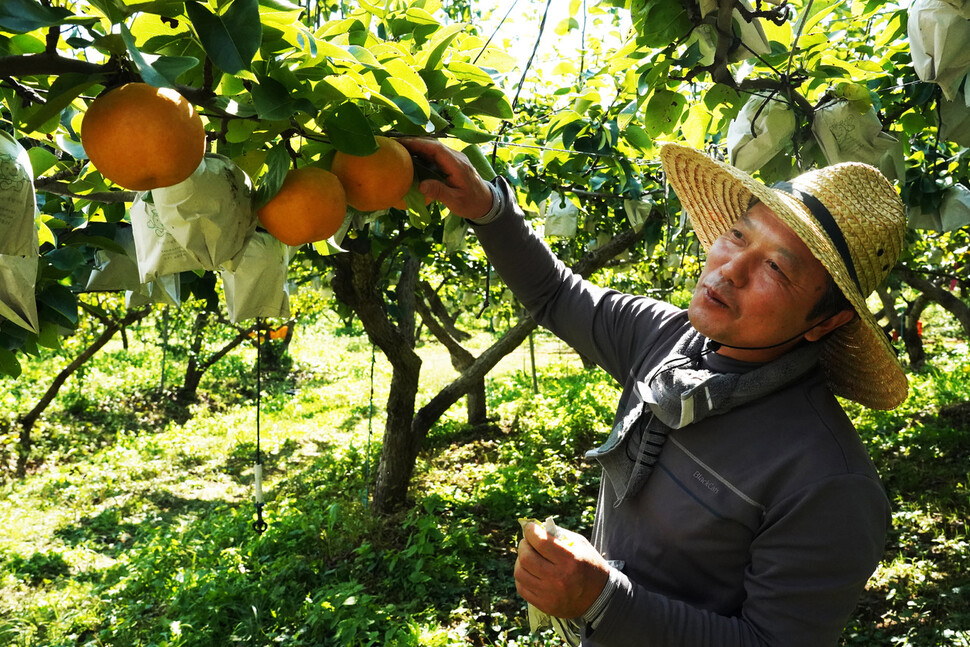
left=586, top=329, right=822, bottom=507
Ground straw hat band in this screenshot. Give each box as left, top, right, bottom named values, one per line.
left=771, top=181, right=863, bottom=293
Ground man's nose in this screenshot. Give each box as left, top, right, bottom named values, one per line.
left=719, top=253, right=750, bottom=287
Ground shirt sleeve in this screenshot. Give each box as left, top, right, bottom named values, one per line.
left=584, top=473, right=889, bottom=646
left=470, top=176, right=683, bottom=384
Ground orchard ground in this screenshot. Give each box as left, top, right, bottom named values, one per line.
left=0, top=303, right=968, bottom=646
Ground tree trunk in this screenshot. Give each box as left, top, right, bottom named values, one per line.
left=903, top=293, right=930, bottom=371
left=330, top=238, right=423, bottom=512
left=412, top=317, right=538, bottom=441
left=414, top=292, right=487, bottom=425
left=420, top=280, right=470, bottom=341
left=899, top=269, right=970, bottom=339
left=177, top=313, right=258, bottom=403
left=875, top=285, right=902, bottom=340
left=17, top=307, right=149, bottom=476
left=178, top=311, right=209, bottom=403
left=465, top=382, right=488, bottom=425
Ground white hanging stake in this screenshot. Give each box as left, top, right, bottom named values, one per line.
left=254, top=463, right=264, bottom=505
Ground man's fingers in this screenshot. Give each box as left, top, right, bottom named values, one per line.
left=417, top=179, right=448, bottom=203
left=514, top=542, right=550, bottom=606
left=523, top=520, right=571, bottom=562
left=399, top=137, right=492, bottom=220
left=399, top=137, right=460, bottom=178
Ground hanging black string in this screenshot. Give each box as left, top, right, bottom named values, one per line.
left=363, top=343, right=376, bottom=508
left=253, top=317, right=267, bottom=535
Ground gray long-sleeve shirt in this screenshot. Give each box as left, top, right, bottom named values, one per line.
left=472, top=178, right=890, bottom=646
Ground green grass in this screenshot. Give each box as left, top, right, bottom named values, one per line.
left=0, top=307, right=967, bottom=646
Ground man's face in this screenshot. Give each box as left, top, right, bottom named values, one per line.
left=688, top=202, right=844, bottom=363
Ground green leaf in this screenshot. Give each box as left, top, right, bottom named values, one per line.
left=388, top=7, right=440, bottom=45
left=315, top=41, right=359, bottom=64
left=347, top=45, right=383, bottom=69
left=150, top=55, right=201, bottom=84
left=186, top=0, right=262, bottom=74
left=36, top=321, right=61, bottom=351
left=405, top=187, right=433, bottom=229
left=617, top=100, right=639, bottom=130
left=554, top=17, right=579, bottom=36
left=54, top=133, right=86, bottom=160
left=74, top=234, right=126, bottom=255
left=383, top=58, right=429, bottom=96
left=636, top=3, right=691, bottom=48
left=624, top=123, right=653, bottom=151
left=446, top=61, right=494, bottom=86
left=461, top=144, right=496, bottom=181
left=561, top=121, right=586, bottom=150
left=380, top=76, right=431, bottom=125
left=703, top=83, right=744, bottom=132
left=323, top=102, right=377, bottom=156
left=19, top=75, right=93, bottom=135
left=682, top=104, right=712, bottom=149
left=703, top=83, right=742, bottom=111
left=226, top=119, right=256, bottom=144
left=119, top=24, right=196, bottom=88
left=317, top=73, right=369, bottom=102
left=257, top=0, right=305, bottom=28
left=252, top=76, right=307, bottom=121
left=27, top=147, right=59, bottom=176
left=253, top=145, right=291, bottom=210
left=312, top=238, right=346, bottom=256
left=86, top=0, right=133, bottom=23
left=464, top=88, right=513, bottom=120
left=45, top=247, right=85, bottom=272
left=0, top=347, right=21, bottom=378
left=446, top=110, right=495, bottom=144
left=643, top=89, right=687, bottom=138
left=0, top=0, right=72, bottom=33
left=119, top=24, right=163, bottom=85
left=102, top=202, right=127, bottom=223
left=795, top=0, right=842, bottom=38
left=37, top=284, right=78, bottom=327
left=421, top=23, right=464, bottom=71
left=835, top=81, right=870, bottom=102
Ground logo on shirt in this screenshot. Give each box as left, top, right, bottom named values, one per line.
left=693, top=470, right=720, bottom=495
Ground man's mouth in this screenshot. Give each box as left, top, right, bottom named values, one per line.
left=703, top=284, right=731, bottom=309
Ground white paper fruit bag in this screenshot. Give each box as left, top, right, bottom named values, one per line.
left=542, top=192, right=579, bottom=238
left=940, top=95, right=970, bottom=147
left=84, top=225, right=142, bottom=292
left=220, top=231, right=291, bottom=323
left=126, top=273, right=181, bottom=308
left=0, top=254, right=39, bottom=334
left=0, top=131, right=39, bottom=257
left=152, top=153, right=257, bottom=271
left=812, top=100, right=903, bottom=181
left=726, top=94, right=795, bottom=173
left=130, top=192, right=204, bottom=283
left=908, top=0, right=970, bottom=100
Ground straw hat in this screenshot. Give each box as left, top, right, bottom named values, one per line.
left=659, top=143, right=908, bottom=410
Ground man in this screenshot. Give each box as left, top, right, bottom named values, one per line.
left=401, top=137, right=907, bottom=646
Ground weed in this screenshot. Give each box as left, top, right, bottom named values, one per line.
left=0, top=309, right=966, bottom=646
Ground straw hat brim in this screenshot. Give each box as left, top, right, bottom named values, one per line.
left=660, top=143, right=907, bottom=410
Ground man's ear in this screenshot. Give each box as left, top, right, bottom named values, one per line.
left=804, top=308, right=856, bottom=342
